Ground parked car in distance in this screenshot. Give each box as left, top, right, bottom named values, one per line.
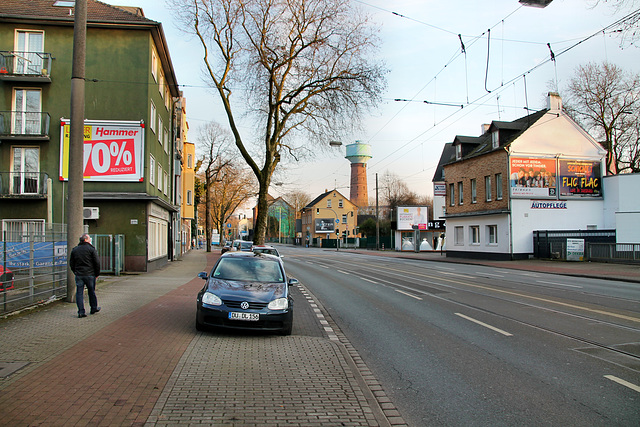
left=0, top=264, right=15, bottom=291
left=252, top=244, right=281, bottom=258
left=196, top=252, right=298, bottom=335
left=220, top=241, right=233, bottom=254
left=231, top=239, right=253, bottom=252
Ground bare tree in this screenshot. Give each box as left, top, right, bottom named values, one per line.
left=565, top=62, right=640, bottom=174
left=171, top=0, right=387, bottom=244
left=208, top=162, right=256, bottom=245
left=380, top=171, right=419, bottom=213
left=588, top=0, right=639, bottom=47
left=196, top=122, right=249, bottom=251
left=282, top=190, right=312, bottom=216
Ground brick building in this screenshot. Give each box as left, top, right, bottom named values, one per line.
left=440, top=93, right=607, bottom=260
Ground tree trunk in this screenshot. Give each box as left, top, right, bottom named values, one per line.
left=253, top=178, right=270, bottom=245
left=205, top=169, right=211, bottom=252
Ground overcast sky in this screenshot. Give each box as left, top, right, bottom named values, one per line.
left=103, top=0, right=638, bottom=203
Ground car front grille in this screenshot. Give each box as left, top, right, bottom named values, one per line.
left=223, top=300, right=268, bottom=310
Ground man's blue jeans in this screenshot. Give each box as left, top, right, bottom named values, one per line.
left=75, top=276, right=98, bottom=315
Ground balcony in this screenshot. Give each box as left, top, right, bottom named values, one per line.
left=0, top=51, right=53, bottom=82
left=0, top=172, right=49, bottom=199
left=0, top=111, right=50, bottom=141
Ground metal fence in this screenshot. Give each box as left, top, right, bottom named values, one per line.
left=1, top=225, right=124, bottom=316
left=587, top=243, right=640, bottom=263
left=1, top=225, right=68, bottom=316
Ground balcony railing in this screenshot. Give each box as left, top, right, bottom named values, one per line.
left=0, top=172, right=49, bottom=198
left=0, top=111, right=50, bottom=140
left=0, top=51, right=53, bottom=82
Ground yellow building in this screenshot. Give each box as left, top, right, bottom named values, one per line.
left=179, top=98, right=195, bottom=252
left=300, top=189, right=359, bottom=246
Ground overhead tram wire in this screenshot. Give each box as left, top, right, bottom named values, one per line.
left=367, top=10, right=638, bottom=175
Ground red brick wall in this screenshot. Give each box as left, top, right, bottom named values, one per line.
left=444, top=150, right=509, bottom=215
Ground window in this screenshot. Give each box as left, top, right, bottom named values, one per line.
left=470, top=226, right=480, bottom=244
left=15, top=30, right=44, bottom=75
left=487, top=225, right=498, bottom=244
left=327, top=199, right=332, bottom=208
left=150, top=101, right=156, bottom=133
left=187, top=154, right=193, bottom=169
left=149, top=155, right=155, bottom=185
left=496, top=173, right=503, bottom=200
left=157, top=115, right=163, bottom=141
left=164, top=171, right=169, bottom=196
left=491, top=131, right=499, bottom=149
left=458, top=182, right=463, bottom=205
left=316, top=208, right=320, bottom=215
left=163, top=128, right=169, bottom=153
left=485, top=176, right=492, bottom=201
left=338, top=199, right=343, bottom=208
left=187, top=190, right=192, bottom=205
left=13, top=89, right=41, bottom=135
left=342, top=214, right=347, bottom=224
left=455, top=144, right=462, bottom=160
left=165, top=87, right=171, bottom=110
left=454, top=226, right=464, bottom=245
left=148, top=217, right=168, bottom=260
left=449, top=183, right=455, bottom=206
left=157, top=164, right=163, bottom=192
left=151, top=48, right=158, bottom=82
left=11, top=147, right=39, bottom=194
left=471, top=179, right=477, bottom=203
left=159, top=71, right=165, bottom=98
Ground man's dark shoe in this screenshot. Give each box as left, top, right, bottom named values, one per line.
left=90, top=307, right=101, bottom=314
left=78, top=313, right=87, bottom=318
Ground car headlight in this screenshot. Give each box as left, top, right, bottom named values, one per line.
left=268, top=298, right=288, bottom=310
left=202, top=291, right=222, bottom=306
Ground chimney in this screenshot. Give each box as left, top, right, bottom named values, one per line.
left=547, top=92, right=562, bottom=112
left=481, top=124, right=490, bottom=135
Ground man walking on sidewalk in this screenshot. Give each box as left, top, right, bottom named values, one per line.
left=69, top=233, right=101, bottom=318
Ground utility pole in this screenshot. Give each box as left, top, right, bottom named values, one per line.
left=375, top=173, right=380, bottom=251
left=66, top=0, right=87, bottom=302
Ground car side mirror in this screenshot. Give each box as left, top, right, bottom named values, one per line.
left=288, top=278, right=299, bottom=286
left=198, top=272, right=208, bottom=280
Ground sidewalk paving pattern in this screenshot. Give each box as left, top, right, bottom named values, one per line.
left=1, top=248, right=638, bottom=426
left=0, top=250, right=395, bottom=426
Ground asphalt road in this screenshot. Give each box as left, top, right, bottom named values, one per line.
left=280, top=245, right=640, bottom=426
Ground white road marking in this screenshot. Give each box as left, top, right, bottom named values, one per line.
left=537, top=280, right=582, bottom=288
left=455, top=313, right=513, bottom=336
left=439, top=271, right=475, bottom=278
left=604, top=375, right=640, bottom=393
left=337, top=270, right=350, bottom=275
left=360, top=277, right=378, bottom=284
left=395, top=289, right=423, bottom=300
left=478, top=272, right=505, bottom=277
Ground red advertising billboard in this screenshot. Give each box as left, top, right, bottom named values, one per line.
left=509, top=157, right=557, bottom=198
left=59, top=119, right=145, bottom=182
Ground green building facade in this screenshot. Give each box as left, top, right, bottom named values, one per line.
left=0, top=1, right=183, bottom=271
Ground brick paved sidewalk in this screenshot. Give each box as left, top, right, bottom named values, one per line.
left=0, top=250, right=397, bottom=426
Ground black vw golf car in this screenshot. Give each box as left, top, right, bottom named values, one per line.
left=196, top=252, right=297, bottom=335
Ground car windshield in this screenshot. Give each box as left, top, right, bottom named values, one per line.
left=240, top=241, right=253, bottom=250
left=212, top=257, right=284, bottom=282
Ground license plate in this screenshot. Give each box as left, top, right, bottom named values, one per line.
left=229, top=312, right=259, bottom=321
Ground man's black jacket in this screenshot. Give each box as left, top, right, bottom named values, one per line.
left=69, top=242, right=100, bottom=277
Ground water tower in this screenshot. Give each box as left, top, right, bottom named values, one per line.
left=345, top=140, right=372, bottom=207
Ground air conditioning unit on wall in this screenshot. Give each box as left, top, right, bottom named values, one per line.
left=83, top=207, right=100, bottom=220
